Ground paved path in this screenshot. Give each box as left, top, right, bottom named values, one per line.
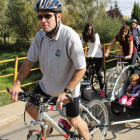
left=1, top=68, right=140, bottom=140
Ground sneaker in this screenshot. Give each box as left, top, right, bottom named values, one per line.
left=100, top=89, right=105, bottom=98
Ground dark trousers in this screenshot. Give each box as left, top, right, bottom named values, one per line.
left=86, top=57, right=104, bottom=89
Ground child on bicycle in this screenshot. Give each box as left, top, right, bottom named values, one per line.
left=81, top=23, right=105, bottom=98
left=104, top=24, right=137, bottom=65
left=118, top=74, right=140, bottom=106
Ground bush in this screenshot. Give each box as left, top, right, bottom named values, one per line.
left=93, top=15, right=123, bottom=44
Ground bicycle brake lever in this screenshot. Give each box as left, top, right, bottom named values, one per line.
left=66, top=94, right=74, bottom=103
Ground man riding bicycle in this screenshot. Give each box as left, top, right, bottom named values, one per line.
left=9, top=0, right=90, bottom=139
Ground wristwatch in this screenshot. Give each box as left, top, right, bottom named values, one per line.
left=64, top=88, right=72, bottom=94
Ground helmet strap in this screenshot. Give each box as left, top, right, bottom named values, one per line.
left=46, top=12, right=59, bottom=38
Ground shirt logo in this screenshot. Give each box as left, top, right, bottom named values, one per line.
left=55, top=50, right=61, bottom=57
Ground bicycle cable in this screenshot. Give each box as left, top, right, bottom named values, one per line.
left=24, top=104, right=33, bottom=128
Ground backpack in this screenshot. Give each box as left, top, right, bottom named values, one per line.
left=133, top=27, right=140, bottom=49
left=133, top=35, right=140, bottom=49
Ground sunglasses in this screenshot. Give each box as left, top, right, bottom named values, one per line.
left=37, top=14, right=54, bottom=20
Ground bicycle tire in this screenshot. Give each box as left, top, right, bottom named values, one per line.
left=81, top=99, right=108, bottom=140
left=105, top=69, right=119, bottom=98
left=27, top=134, right=41, bottom=140
left=90, top=67, right=105, bottom=93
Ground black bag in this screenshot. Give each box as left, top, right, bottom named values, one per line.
left=133, top=36, right=140, bottom=49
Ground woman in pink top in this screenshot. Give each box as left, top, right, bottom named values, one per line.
left=104, top=24, right=137, bottom=65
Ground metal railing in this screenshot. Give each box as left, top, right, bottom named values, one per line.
left=0, top=57, right=40, bottom=93
left=0, top=42, right=121, bottom=94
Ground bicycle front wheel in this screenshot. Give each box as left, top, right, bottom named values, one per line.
left=81, top=99, right=108, bottom=140
left=27, top=134, right=41, bottom=140
left=90, top=67, right=105, bottom=93
left=105, top=69, right=119, bottom=98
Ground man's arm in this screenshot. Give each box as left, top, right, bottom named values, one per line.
left=66, top=67, right=86, bottom=91
left=56, top=67, right=86, bottom=110
left=9, top=58, right=34, bottom=102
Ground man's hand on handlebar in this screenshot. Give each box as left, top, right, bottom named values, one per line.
left=56, top=92, right=71, bottom=110
left=9, top=84, right=23, bottom=102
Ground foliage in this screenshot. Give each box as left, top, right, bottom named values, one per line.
left=62, top=0, right=122, bottom=43
left=7, top=0, right=39, bottom=43
left=94, top=15, right=123, bottom=44
left=106, top=0, right=123, bottom=23
left=63, top=0, right=111, bottom=34
left=131, top=2, right=140, bottom=24
left=123, top=17, right=131, bottom=27
left=0, top=0, right=11, bottom=44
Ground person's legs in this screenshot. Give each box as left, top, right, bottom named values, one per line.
left=131, top=52, right=137, bottom=65
left=67, top=116, right=89, bottom=140
left=66, top=97, right=89, bottom=140
left=125, top=97, right=135, bottom=106
left=94, top=57, right=105, bottom=97
left=85, top=57, right=93, bottom=79
left=118, top=95, right=128, bottom=104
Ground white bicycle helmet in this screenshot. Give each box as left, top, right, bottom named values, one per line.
left=34, top=0, right=62, bottom=37
left=34, top=0, right=62, bottom=13
left=131, top=19, right=137, bottom=23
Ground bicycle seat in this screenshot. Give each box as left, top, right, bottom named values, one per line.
left=81, top=80, right=90, bottom=86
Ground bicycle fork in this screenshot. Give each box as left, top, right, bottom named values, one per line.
left=28, top=103, right=70, bottom=139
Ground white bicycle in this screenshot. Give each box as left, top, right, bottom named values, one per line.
left=6, top=87, right=109, bottom=140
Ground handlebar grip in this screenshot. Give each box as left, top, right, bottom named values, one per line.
left=6, top=87, right=26, bottom=97
left=66, top=94, right=74, bottom=103
left=6, top=87, right=9, bottom=92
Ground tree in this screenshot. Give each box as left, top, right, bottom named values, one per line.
left=7, top=0, right=39, bottom=43
left=62, top=0, right=122, bottom=43
left=0, top=0, right=11, bottom=44
left=106, top=1, right=123, bottom=23
left=131, top=2, right=140, bottom=24
left=63, top=0, right=111, bottom=34
left=94, top=15, right=122, bottom=44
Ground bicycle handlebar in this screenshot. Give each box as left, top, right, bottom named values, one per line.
left=108, top=55, right=124, bottom=58
left=6, top=87, right=74, bottom=103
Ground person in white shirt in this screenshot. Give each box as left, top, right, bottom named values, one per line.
left=81, top=23, right=105, bottom=98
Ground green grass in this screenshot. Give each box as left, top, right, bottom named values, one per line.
left=0, top=45, right=42, bottom=107
left=0, top=71, right=42, bottom=107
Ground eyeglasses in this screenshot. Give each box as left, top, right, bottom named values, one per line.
left=37, top=14, right=54, bottom=20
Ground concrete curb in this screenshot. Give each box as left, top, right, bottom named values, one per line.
left=0, top=101, right=26, bottom=127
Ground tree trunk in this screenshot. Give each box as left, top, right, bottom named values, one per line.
left=3, top=34, right=7, bottom=44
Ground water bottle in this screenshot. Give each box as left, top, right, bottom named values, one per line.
left=58, top=118, right=71, bottom=132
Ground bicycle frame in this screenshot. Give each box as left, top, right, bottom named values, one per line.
left=28, top=102, right=101, bottom=140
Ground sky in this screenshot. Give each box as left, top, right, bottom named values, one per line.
left=106, top=0, right=140, bottom=17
